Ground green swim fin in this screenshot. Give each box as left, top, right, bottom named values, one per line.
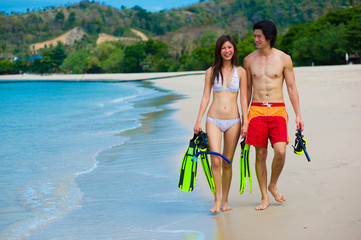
left=197, top=131, right=215, bottom=194
left=240, top=139, right=252, bottom=194
left=178, top=134, right=198, bottom=192
left=199, top=150, right=215, bottom=194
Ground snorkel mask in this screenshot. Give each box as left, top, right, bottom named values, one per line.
left=292, top=129, right=311, bottom=162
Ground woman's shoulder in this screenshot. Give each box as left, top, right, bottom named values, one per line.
left=235, top=65, right=246, bottom=76
left=205, top=67, right=214, bottom=77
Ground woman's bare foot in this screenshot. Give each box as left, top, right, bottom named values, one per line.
left=221, top=202, right=233, bottom=212
left=268, top=185, right=286, bottom=203
left=210, top=201, right=221, bottom=213
left=255, top=198, right=269, bottom=211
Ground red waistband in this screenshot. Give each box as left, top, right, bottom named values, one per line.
left=251, top=102, right=285, bottom=107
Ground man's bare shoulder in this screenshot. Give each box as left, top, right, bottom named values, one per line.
left=244, top=51, right=259, bottom=61
left=243, top=50, right=259, bottom=66
left=275, top=49, right=292, bottom=63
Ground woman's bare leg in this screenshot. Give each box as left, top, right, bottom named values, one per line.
left=221, top=122, right=240, bottom=212
left=206, top=120, right=222, bottom=213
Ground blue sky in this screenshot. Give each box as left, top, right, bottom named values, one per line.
left=1, top=0, right=202, bottom=14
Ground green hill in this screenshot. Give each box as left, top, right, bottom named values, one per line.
left=0, top=0, right=358, bottom=74
left=0, top=0, right=350, bottom=55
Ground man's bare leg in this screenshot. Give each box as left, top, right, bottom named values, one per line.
left=268, top=142, right=287, bottom=203
left=254, top=146, right=269, bottom=210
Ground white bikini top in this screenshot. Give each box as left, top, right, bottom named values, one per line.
left=213, top=66, right=239, bottom=92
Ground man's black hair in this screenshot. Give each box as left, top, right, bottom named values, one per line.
left=253, top=20, right=277, bottom=48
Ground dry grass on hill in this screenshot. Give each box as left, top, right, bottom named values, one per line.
left=29, top=28, right=149, bottom=52
left=29, top=27, right=85, bottom=52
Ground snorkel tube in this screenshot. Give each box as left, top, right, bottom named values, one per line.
left=193, top=151, right=231, bottom=164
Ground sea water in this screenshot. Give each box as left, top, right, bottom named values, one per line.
left=0, top=81, right=215, bottom=240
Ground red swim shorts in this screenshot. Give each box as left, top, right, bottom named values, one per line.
left=246, top=102, right=289, bottom=148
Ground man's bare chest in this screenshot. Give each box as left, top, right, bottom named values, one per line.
left=250, top=60, right=284, bottom=80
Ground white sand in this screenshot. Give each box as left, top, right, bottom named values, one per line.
left=151, top=64, right=361, bottom=240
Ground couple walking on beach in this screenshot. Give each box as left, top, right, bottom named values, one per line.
left=193, top=20, right=304, bottom=213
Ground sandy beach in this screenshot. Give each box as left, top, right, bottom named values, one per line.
left=2, top=65, right=361, bottom=239
left=151, top=64, right=361, bottom=240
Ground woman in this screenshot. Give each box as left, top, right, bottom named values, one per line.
left=193, top=35, right=248, bottom=213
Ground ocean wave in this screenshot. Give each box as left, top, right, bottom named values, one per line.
left=75, top=160, right=99, bottom=176
left=96, top=121, right=142, bottom=136
left=0, top=177, right=82, bottom=240
left=109, top=137, right=129, bottom=149
left=110, top=94, right=138, bottom=103
left=105, top=105, right=133, bottom=116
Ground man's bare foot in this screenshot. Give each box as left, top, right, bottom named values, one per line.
left=255, top=198, right=269, bottom=211
left=210, top=201, right=221, bottom=213
left=221, top=202, right=232, bottom=212
left=268, top=185, right=286, bottom=203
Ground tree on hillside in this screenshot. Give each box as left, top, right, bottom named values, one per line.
left=39, top=56, right=56, bottom=73
left=0, top=59, right=15, bottom=74
left=55, top=11, right=65, bottom=27
left=199, top=31, right=218, bottom=47
left=344, top=14, right=361, bottom=53
left=142, top=39, right=174, bottom=72
left=101, top=47, right=125, bottom=73
left=62, top=49, right=90, bottom=73
left=237, top=33, right=257, bottom=64
left=0, top=41, right=6, bottom=54
left=349, top=0, right=357, bottom=6
left=34, top=42, right=67, bottom=73
left=87, top=42, right=118, bottom=73
left=64, top=12, right=76, bottom=29
left=278, top=4, right=361, bottom=66
left=50, top=42, right=67, bottom=67
left=123, top=43, right=146, bottom=73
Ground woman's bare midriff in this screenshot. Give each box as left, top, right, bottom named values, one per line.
left=207, top=91, right=240, bottom=119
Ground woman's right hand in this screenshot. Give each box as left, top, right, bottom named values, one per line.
left=193, top=121, right=202, bottom=134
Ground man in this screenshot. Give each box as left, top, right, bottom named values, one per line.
left=243, top=20, right=304, bottom=210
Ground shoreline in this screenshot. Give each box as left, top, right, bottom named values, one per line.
left=0, top=71, right=204, bottom=82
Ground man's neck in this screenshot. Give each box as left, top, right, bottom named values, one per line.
left=259, top=46, right=274, bottom=57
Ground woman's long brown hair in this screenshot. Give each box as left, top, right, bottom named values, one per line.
left=211, top=35, right=238, bottom=85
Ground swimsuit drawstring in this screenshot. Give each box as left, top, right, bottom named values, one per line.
left=262, top=102, right=272, bottom=107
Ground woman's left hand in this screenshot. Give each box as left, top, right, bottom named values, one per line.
left=241, top=123, right=248, bottom=139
